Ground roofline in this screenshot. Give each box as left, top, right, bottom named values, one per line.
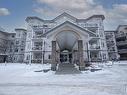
left=8, top=32, right=16, bottom=34
left=25, top=16, right=44, bottom=22
left=104, top=30, right=116, bottom=32
left=116, top=25, right=127, bottom=30
left=43, top=21, right=96, bottom=37
left=0, top=30, right=9, bottom=34
left=53, top=12, right=77, bottom=21
left=89, top=15, right=105, bottom=20
left=26, top=16, right=55, bottom=23
left=77, top=15, right=105, bottom=22
left=26, top=13, right=105, bottom=23
left=15, top=28, right=27, bottom=31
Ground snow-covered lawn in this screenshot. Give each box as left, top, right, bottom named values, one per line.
left=0, top=61, right=127, bottom=95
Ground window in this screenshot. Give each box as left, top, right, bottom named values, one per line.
left=21, top=48, right=24, bottom=51
left=43, top=25, right=48, bottom=27
left=28, top=33, right=31, bottom=38
left=26, top=55, right=30, bottom=60
left=48, top=55, right=51, bottom=59
left=10, top=49, right=12, bottom=52
left=100, top=32, right=103, bottom=37
left=21, top=41, right=24, bottom=45
left=11, top=42, right=14, bottom=45
left=103, top=54, right=106, bottom=59
left=16, top=41, right=19, bottom=45
left=15, top=48, right=18, bottom=52
left=101, top=42, right=105, bottom=47
left=17, top=32, right=20, bottom=37
left=27, top=43, right=30, bottom=49
left=124, top=27, right=127, bottom=30
left=12, top=35, right=15, bottom=38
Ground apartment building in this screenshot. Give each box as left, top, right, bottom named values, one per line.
left=105, top=31, right=119, bottom=60
left=0, top=27, right=9, bottom=63
left=115, top=25, right=127, bottom=60
left=7, top=33, right=16, bottom=62
left=24, top=12, right=108, bottom=70
left=13, top=28, right=27, bottom=63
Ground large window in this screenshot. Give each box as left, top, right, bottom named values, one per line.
left=15, top=48, right=18, bottom=52
left=21, top=41, right=24, bottom=45
left=48, top=55, right=51, bottom=59
left=16, top=41, right=19, bottom=45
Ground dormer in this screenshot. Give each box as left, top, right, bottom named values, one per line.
left=53, top=12, right=77, bottom=24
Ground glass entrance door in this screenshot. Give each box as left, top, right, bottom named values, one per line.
left=60, top=53, right=69, bottom=63
left=60, top=51, right=72, bottom=63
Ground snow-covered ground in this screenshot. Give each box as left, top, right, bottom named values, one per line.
left=0, top=61, right=127, bottom=95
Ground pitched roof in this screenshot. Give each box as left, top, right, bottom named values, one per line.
left=43, top=21, right=96, bottom=37
left=116, top=25, right=127, bottom=31
left=53, top=12, right=77, bottom=21
left=26, top=12, right=105, bottom=23
left=15, top=28, right=27, bottom=31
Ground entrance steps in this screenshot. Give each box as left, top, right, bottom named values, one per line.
left=55, top=63, right=81, bottom=75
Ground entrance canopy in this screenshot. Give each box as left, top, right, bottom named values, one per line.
left=44, top=21, right=96, bottom=51
left=56, top=31, right=78, bottom=51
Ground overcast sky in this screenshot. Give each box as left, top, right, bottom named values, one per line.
left=0, top=0, right=127, bottom=32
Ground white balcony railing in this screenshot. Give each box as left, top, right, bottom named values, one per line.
left=32, top=35, right=43, bottom=39
left=115, top=33, right=126, bottom=38
left=32, top=47, right=42, bottom=51
left=118, top=49, right=127, bottom=53
left=89, top=45, right=100, bottom=50
left=116, top=40, right=127, bottom=46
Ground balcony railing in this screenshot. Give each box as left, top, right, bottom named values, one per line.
left=89, top=46, right=100, bottom=50
left=90, top=57, right=102, bottom=62
left=107, top=42, right=115, bottom=45
left=32, top=47, right=42, bottom=51
left=32, top=35, right=43, bottom=39
left=116, top=40, right=127, bottom=46
left=31, top=59, right=42, bottom=63
left=118, top=49, right=127, bottom=53
left=108, top=49, right=116, bottom=52
left=115, top=33, right=126, bottom=38
left=0, top=53, right=8, bottom=55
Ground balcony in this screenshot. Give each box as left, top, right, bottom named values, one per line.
left=108, top=49, right=116, bottom=52
left=118, top=49, right=127, bottom=53
left=89, top=45, right=100, bottom=50
left=90, top=57, right=102, bottom=62
left=32, top=35, right=43, bottom=40
left=115, top=33, right=126, bottom=38
left=0, top=53, right=8, bottom=56
left=32, top=46, right=42, bottom=51
left=116, top=40, right=127, bottom=46
left=31, top=59, right=42, bottom=63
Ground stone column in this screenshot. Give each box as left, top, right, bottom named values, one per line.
left=78, top=40, right=85, bottom=70
left=51, top=41, right=57, bottom=71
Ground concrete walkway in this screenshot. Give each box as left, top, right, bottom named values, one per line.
left=55, top=63, right=81, bottom=74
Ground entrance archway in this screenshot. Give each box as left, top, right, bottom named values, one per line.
left=60, top=50, right=72, bottom=63
left=55, top=30, right=80, bottom=64
left=51, top=30, right=84, bottom=70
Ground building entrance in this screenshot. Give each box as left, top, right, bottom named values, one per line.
left=60, top=50, right=72, bottom=63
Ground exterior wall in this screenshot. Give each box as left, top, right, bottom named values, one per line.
left=6, top=33, right=16, bottom=62
left=105, top=31, right=118, bottom=60
left=115, top=25, right=127, bottom=60
left=0, top=28, right=9, bottom=63
left=13, top=29, right=27, bottom=63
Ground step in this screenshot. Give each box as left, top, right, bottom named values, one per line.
left=55, top=63, right=81, bottom=75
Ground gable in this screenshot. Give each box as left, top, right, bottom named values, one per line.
left=53, top=12, right=77, bottom=23
left=43, top=21, right=96, bottom=38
